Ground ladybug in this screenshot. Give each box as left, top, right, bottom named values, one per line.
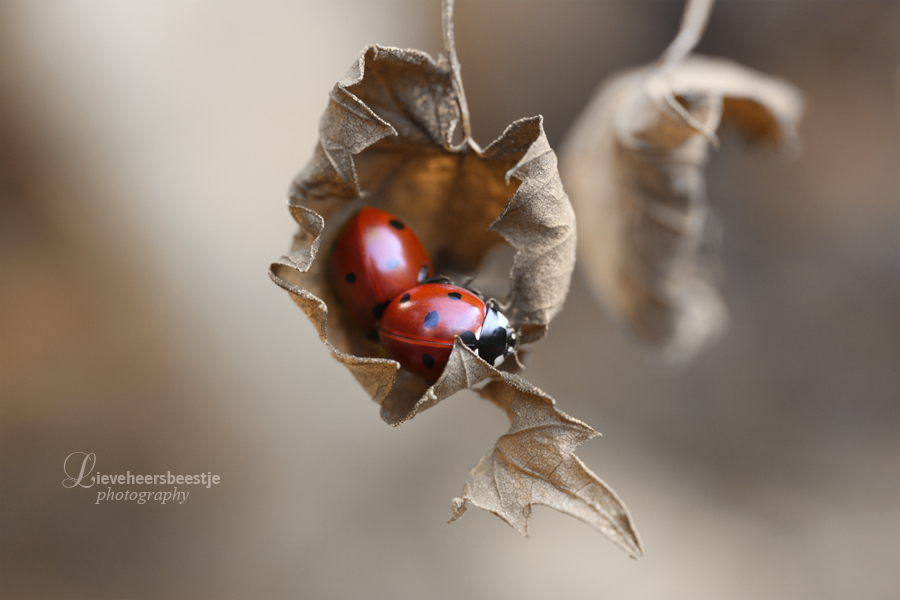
left=378, top=283, right=517, bottom=381
left=331, top=207, right=432, bottom=332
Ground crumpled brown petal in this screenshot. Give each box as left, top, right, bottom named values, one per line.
left=561, top=11, right=803, bottom=363
left=269, top=43, right=575, bottom=424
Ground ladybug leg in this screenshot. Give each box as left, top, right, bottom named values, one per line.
left=461, top=283, right=485, bottom=300
left=421, top=274, right=455, bottom=286
left=511, top=347, right=526, bottom=370
left=458, top=276, right=496, bottom=302
left=486, top=296, right=513, bottom=312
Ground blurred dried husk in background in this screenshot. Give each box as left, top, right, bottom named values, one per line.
left=561, top=0, right=803, bottom=363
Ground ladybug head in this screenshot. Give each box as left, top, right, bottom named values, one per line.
left=477, top=300, right=517, bottom=367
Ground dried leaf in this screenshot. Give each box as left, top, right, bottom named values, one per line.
left=560, top=0, right=803, bottom=363
left=270, top=42, right=575, bottom=422
left=450, top=366, right=643, bottom=558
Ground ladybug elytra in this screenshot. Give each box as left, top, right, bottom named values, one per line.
left=332, top=207, right=516, bottom=381
left=378, top=283, right=517, bottom=381
left=331, top=206, right=432, bottom=332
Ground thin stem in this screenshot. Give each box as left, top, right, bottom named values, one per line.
left=442, top=0, right=473, bottom=143
left=659, top=0, right=715, bottom=72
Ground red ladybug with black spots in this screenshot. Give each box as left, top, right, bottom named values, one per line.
left=331, top=207, right=516, bottom=381
left=378, top=283, right=517, bottom=381
left=331, top=206, right=432, bottom=332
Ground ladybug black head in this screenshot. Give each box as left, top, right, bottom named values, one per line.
left=477, top=301, right=516, bottom=367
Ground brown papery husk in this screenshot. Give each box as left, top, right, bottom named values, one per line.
left=269, top=44, right=575, bottom=425
left=270, top=35, right=643, bottom=557
left=268, top=29, right=644, bottom=557
left=561, top=54, right=803, bottom=364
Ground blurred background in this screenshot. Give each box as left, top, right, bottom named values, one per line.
left=1, top=1, right=897, bottom=598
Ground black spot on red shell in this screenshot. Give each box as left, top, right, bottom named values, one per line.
left=448, top=291, right=462, bottom=300
left=399, top=293, right=410, bottom=303
left=386, top=257, right=400, bottom=270
left=345, top=272, right=356, bottom=284
left=372, top=301, right=389, bottom=320
left=389, top=219, right=405, bottom=230
left=422, top=354, right=435, bottom=369
left=424, top=311, right=439, bottom=328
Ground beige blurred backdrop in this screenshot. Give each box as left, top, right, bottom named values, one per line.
left=1, top=1, right=897, bottom=599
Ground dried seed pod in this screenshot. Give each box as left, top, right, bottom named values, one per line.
left=269, top=43, right=575, bottom=423
left=560, top=0, right=803, bottom=363
left=269, top=1, right=641, bottom=556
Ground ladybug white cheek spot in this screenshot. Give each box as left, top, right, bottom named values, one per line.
left=492, top=353, right=506, bottom=368
left=495, top=311, right=509, bottom=329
